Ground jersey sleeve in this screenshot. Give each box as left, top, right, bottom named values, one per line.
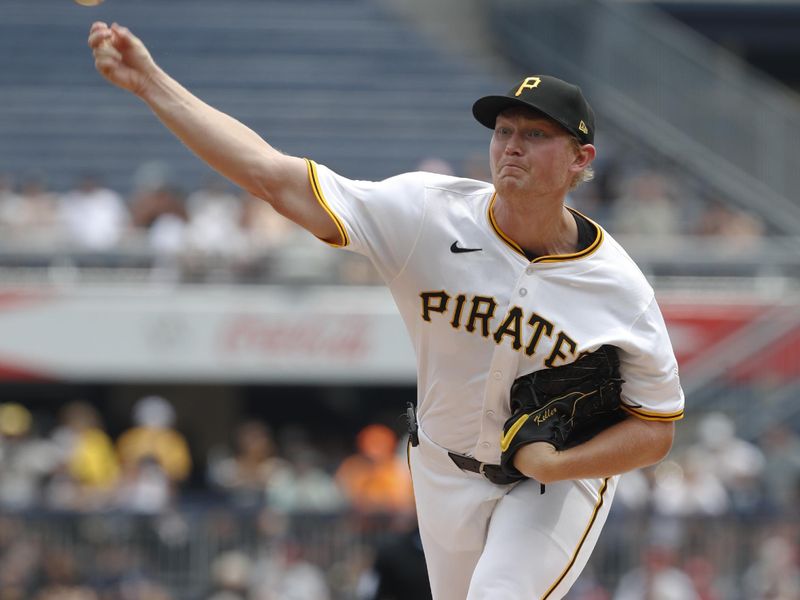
left=618, top=296, right=685, bottom=421
left=306, top=159, right=427, bottom=282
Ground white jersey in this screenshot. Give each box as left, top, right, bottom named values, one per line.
left=307, top=159, right=685, bottom=600
left=307, top=160, right=684, bottom=462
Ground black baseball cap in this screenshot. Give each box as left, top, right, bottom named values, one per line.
left=472, top=75, right=595, bottom=144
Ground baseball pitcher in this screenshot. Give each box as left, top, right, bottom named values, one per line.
left=89, top=23, right=684, bottom=600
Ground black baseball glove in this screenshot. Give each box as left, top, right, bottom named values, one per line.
left=500, top=345, right=626, bottom=479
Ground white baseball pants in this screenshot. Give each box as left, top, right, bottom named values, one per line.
left=409, top=425, right=617, bottom=600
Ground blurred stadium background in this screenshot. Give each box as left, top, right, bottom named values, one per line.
left=1, top=0, right=800, bottom=598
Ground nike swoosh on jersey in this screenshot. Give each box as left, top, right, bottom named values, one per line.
left=450, top=241, right=483, bottom=254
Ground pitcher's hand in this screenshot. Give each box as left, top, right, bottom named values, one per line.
left=88, top=22, right=159, bottom=96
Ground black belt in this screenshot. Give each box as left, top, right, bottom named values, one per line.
left=447, top=452, right=521, bottom=485
left=406, top=402, right=521, bottom=487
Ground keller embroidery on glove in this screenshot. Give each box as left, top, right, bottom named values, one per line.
left=533, top=408, right=557, bottom=424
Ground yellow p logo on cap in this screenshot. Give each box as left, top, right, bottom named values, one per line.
left=515, top=76, right=542, bottom=97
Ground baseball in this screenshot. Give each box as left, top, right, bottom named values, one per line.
left=74, top=0, right=105, bottom=6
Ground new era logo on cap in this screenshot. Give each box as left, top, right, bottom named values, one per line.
left=472, top=75, right=595, bottom=144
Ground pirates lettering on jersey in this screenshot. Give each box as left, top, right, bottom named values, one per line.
left=466, top=296, right=497, bottom=337
left=420, top=290, right=579, bottom=366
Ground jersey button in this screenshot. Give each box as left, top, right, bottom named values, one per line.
left=519, top=288, right=527, bottom=296
left=493, top=371, right=502, bottom=380
left=481, top=442, right=490, bottom=449
left=486, top=410, right=495, bottom=417
left=525, top=266, right=535, bottom=275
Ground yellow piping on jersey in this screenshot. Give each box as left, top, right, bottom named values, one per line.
left=487, top=195, right=604, bottom=263
left=622, top=405, right=685, bottom=421
left=305, top=158, right=350, bottom=248
left=488, top=192, right=526, bottom=255
left=541, top=477, right=610, bottom=600
left=534, top=208, right=603, bottom=263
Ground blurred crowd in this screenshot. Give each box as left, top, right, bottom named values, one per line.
left=594, top=411, right=800, bottom=600
left=2, top=395, right=800, bottom=599
left=0, top=168, right=339, bottom=285
left=0, top=154, right=768, bottom=285
left=0, top=395, right=420, bottom=600
left=0, top=396, right=415, bottom=517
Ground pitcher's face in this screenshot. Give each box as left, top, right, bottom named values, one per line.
left=490, top=108, right=590, bottom=199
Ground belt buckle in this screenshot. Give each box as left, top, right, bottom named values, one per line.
left=478, top=462, right=488, bottom=477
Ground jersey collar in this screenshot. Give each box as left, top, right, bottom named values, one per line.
left=487, top=193, right=604, bottom=263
